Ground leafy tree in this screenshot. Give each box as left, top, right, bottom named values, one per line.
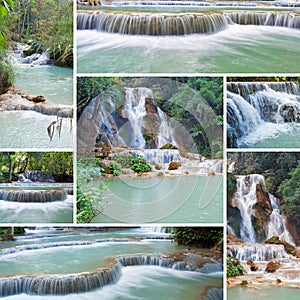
left=171, top=227, right=223, bottom=248
left=278, top=162, right=300, bottom=227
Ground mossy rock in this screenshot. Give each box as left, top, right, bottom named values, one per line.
left=160, top=143, right=178, bottom=150
left=265, top=261, right=281, bottom=273
left=168, top=161, right=181, bottom=170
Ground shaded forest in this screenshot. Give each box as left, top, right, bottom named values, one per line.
left=0, top=0, right=73, bottom=93
left=0, top=152, right=73, bottom=182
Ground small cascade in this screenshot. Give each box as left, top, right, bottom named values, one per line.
left=0, top=264, right=122, bottom=296
left=227, top=81, right=300, bottom=146
left=123, top=88, right=149, bottom=149
left=197, top=261, right=223, bottom=274
left=229, top=244, right=289, bottom=262
left=205, top=288, right=223, bottom=300
left=233, top=174, right=294, bottom=245
left=157, top=108, right=177, bottom=148
left=10, top=44, right=50, bottom=66
left=226, top=11, right=300, bottom=29
left=23, top=171, right=55, bottom=183
left=0, top=253, right=220, bottom=296
left=77, top=11, right=300, bottom=36
left=0, top=238, right=137, bottom=257
left=18, top=174, right=32, bottom=183
left=77, top=12, right=229, bottom=35
left=122, top=149, right=181, bottom=164
left=0, top=189, right=68, bottom=203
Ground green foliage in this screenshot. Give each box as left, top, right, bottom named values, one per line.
left=226, top=256, right=244, bottom=277
left=108, top=162, right=122, bottom=176
left=227, top=173, right=237, bottom=201
left=113, top=153, right=133, bottom=168
left=77, top=156, right=103, bottom=182
left=76, top=182, right=109, bottom=223
left=240, top=280, right=248, bottom=285
left=7, top=0, right=73, bottom=67
left=171, top=227, right=223, bottom=248
left=77, top=77, right=122, bottom=118
left=0, top=152, right=73, bottom=182
left=278, top=161, right=300, bottom=227
left=130, top=155, right=151, bottom=173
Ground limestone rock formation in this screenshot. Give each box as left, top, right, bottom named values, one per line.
left=265, top=261, right=281, bottom=273
left=168, top=161, right=181, bottom=170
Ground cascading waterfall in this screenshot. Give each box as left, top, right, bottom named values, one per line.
left=229, top=244, right=290, bottom=262
left=22, top=170, right=56, bottom=182
left=232, top=174, right=294, bottom=245
left=119, top=149, right=181, bottom=164
left=157, top=108, right=177, bottom=148
left=0, top=253, right=221, bottom=296
left=88, top=87, right=177, bottom=149
left=77, top=11, right=300, bottom=36
left=227, top=81, right=300, bottom=147
left=0, top=189, right=67, bottom=203
left=123, top=88, right=149, bottom=149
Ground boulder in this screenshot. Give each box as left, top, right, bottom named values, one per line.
left=168, top=161, right=181, bottom=170
left=27, top=95, right=46, bottom=103
left=279, top=103, right=300, bottom=122
left=246, top=260, right=258, bottom=271
left=265, top=261, right=281, bottom=273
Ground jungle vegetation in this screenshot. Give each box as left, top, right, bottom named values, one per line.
left=0, top=0, right=73, bottom=93
left=0, top=152, right=73, bottom=182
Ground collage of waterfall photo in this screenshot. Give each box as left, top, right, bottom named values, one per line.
left=0, top=0, right=300, bottom=299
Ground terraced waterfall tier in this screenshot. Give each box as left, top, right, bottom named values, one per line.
left=0, top=253, right=221, bottom=296
left=77, top=11, right=300, bottom=35
left=0, top=189, right=68, bottom=202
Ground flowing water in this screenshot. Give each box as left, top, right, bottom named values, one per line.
left=0, top=111, right=73, bottom=148
left=0, top=183, right=73, bottom=223
left=231, top=174, right=294, bottom=244
left=227, top=81, right=300, bottom=148
left=77, top=10, right=300, bottom=73
left=0, top=60, right=73, bottom=149
left=0, top=228, right=223, bottom=299
left=85, top=175, right=223, bottom=223
left=15, top=65, right=73, bottom=106
left=228, top=286, right=300, bottom=300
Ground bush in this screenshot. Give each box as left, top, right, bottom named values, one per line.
left=227, top=256, right=244, bottom=277
left=130, top=155, right=151, bottom=173
left=108, top=162, right=122, bottom=176
left=0, top=58, right=15, bottom=94
left=113, top=153, right=133, bottom=168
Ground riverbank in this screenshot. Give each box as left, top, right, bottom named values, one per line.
left=0, top=87, right=73, bottom=118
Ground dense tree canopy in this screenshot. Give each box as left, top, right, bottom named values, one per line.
left=0, top=152, right=73, bottom=182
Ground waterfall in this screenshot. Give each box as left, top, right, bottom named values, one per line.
left=10, top=44, right=51, bottom=66
left=233, top=174, right=294, bottom=245
left=229, top=244, right=289, bottom=262
left=120, top=149, right=181, bottom=164
left=157, top=108, right=177, bottom=148
left=227, top=81, right=300, bottom=147
left=0, top=264, right=122, bottom=296
left=205, top=288, right=223, bottom=300
left=123, top=88, right=149, bottom=149
left=0, top=253, right=220, bottom=296
left=0, top=189, right=68, bottom=203
left=77, top=12, right=229, bottom=35
left=24, top=171, right=55, bottom=183
left=77, top=11, right=300, bottom=36
left=83, top=87, right=177, bottom=150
